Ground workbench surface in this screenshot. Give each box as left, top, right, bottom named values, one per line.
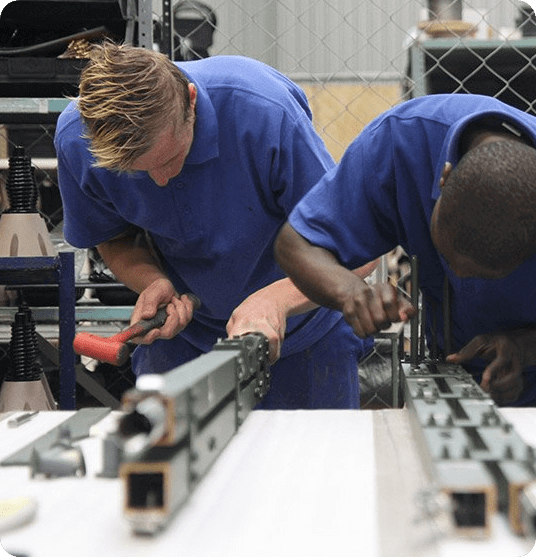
left=0, top=408, right=534, bottom=557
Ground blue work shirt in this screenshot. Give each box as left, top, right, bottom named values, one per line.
left=289, top=93, right=536, bottom=406
left=54, top=55, right=346, bottom=365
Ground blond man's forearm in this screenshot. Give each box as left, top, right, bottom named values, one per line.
left=96, top=233, right=168, bottom=294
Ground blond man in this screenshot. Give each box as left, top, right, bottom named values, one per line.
left=55, top=42, right=374, bottom=409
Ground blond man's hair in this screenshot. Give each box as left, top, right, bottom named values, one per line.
left=77, top=41, right=191, bottom=172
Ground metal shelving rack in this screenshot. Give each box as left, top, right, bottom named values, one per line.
left=0, top=0, right=175, bottom=409
left=0, top=252, right=76, bottom=409
left=406, top=37, right=536, bottom=114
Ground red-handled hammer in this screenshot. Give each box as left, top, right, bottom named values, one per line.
left=73, top=295, right=200, bottom=366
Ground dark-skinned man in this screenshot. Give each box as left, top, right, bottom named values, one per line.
left=275, top=93, right=536, bottom=406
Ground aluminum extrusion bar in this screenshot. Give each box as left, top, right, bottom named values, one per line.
left=116, top=333, right=270, bottom=534
left=519, top=480, right=536, bottom=537
left=403, top=361, right=536, bottom=538
left=403, top=256, right=536, bottom=538
left=410, top=255, right=419, bottom=365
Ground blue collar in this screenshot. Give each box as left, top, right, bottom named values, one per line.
left=180, top=71, right=219, bottom=165
left=431, top=109, right=536, bottom=201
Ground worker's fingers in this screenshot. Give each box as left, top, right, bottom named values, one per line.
left=342, top=286, right=383, bottom=337
left=166, top=299, right=187, bottom=329
left=480, top=356, right=503, bottom=392
left=449, top=334, right=524, bottom=405
left=343, top=283, right=414, bottom=338
left=481, top=355, right=524, bottom=404
left=267, top=337, right=281, bottom=364
left=481, top=360, right=523, bottom=404
left=230, top=330, right=280, bottom=364
left=132, top=303, right=180, bottom=345
left=489, top=372, right=524, bottom=405
left=131, top=278, right=177, bottom=322
left=227, top=321, right=282, bottom=364
left=446, top=336, right=488, bottom=364
left=397, top=295, right=417, bottom=322
left=131, top=280, right=199, bottom=344
left=225, top=291, right=285, bottom=364
left=131, top=305, right=169, bottom=344
left=255, top=327, right=281, bottom=364
left=142, top=295, right=196, bottom=342
left=183, top=293, right=201, bottom=311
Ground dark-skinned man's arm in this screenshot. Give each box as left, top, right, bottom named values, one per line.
left=274, top=223, right=415, bottom=338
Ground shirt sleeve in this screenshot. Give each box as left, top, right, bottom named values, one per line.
left=268, top=108, right=336, bottom=216
left=54, top=113, right=132, bottom=249
left=288, top=118, right=402, bottom=268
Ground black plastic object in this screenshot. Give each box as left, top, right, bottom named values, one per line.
left=88, top=247, right=138, bottom=306
left=173, top=0, right=216, bottom=61
left=15, top=284, right=85, bottom=306
left=6, top=303, right=41, bottom=382
left=0, top=1, right=126, bottom=53
left=5, top=146, right=38, bottom=214
left=0, top=0, right=128, bottom=96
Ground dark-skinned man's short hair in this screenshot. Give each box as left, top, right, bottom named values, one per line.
left=437, top=139, right=536, bottom=271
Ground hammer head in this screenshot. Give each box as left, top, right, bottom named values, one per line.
left=73, top=332, right=131, bottom=366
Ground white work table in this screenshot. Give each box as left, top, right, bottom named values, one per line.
left=0, top=408, right=534, bottom=557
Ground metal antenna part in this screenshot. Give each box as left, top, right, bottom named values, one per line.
left=410, top=255, right=420, bottom=365
left=419, top=302, right=427, bottom=360
left=430, top=299, right=438, bottom=360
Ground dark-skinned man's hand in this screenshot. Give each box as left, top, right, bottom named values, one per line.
left=446, top=331, right=527, bottom=405
left=341, top=281, right=416, bottom=338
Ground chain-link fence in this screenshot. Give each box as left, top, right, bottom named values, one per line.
left=0, top=0, right=533, bottom=407
left=185, top=0, right=534, bottom=161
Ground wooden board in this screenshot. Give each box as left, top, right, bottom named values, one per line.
left=300, top=82, right=401, bottom=161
